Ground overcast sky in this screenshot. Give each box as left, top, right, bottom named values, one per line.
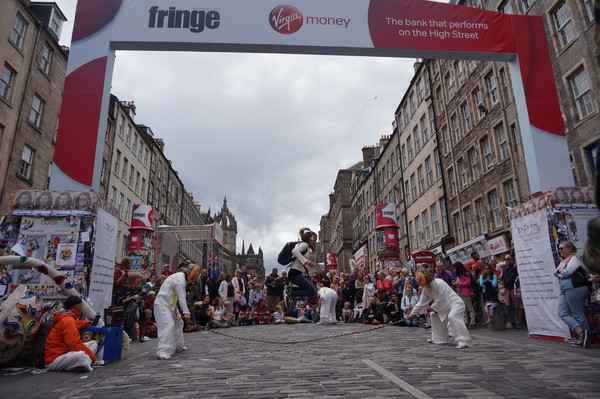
left=53, top=1, right=418, bottom=271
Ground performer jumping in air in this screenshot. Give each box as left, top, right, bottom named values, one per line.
left=155, top=264, right=201, bottom=359
left=288, top=228, right=318, bottom=297
left=406, top=267, right=472, bottom=349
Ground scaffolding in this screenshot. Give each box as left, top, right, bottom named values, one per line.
left=156, top=223, right=224, bottom=274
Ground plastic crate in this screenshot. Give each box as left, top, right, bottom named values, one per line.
left=81, top=326, right=123, bottom=364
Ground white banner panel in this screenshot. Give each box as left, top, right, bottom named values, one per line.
left=511, top=210, right=569, bottom=338
left=110, top=1, right=373, bottom=49
left=89, top=208, right=119, bottom=314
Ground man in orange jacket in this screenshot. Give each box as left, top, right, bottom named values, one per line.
left=45, top=295, right=97, bottom=372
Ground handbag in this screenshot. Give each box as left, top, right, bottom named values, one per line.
left=571, top=267, right=590, bottom=289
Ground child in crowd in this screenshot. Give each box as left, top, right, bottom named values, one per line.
left=144, top=291, right=156, bottom=322
left=238, top=304, right=254, bottom=326
left=223, top=301, right=236, bottom=327
left=294, top=301, right=312, bottom=323
left=254, top=298, right=274, bottom=324
left=401, top=286, right=419, bottom=327
left=342, top=302, right=353, bottom=323
left=497, top=277, right=511, bottom=329
left=273, top=304, right=285, bottom=324
left=249, top=283, right=263, bottom=312
left=483, top=280, right=500, bottom=324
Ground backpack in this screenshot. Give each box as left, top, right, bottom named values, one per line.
left=469, top=273, right=481, bottom=296
left=32, top=320, right=55, bottom=368
left=277, top=241, right=304, bottom=265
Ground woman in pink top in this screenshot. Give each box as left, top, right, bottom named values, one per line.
left=452, top=262, right=477, bottom=330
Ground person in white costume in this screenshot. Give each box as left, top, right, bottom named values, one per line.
left=407, top=267, right=472, bottom=349
left=155, top=264, right=201, bottom=359
left=318, top=286, right=339, bottom=324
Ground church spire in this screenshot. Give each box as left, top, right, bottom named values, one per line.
left=241, top=240, right=245, bottom=255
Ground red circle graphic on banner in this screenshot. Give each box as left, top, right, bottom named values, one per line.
left=269, top=5, right=303, bottom=34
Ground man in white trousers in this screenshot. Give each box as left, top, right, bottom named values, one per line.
left=45, top=295, right=98, bottom=372
left=155, top=264, right=200, bottom=360
left=317, top=286, right=338, bottom=324
left=407, top=267, right=472, bottom=349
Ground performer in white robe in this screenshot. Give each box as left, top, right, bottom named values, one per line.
left=155, top=265, right=200, bottom=359
left=407, top=267, right=472, bottom=349
left=317, top=286, right=338, bottom=324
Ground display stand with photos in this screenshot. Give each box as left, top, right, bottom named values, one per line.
left=0, top=190, right=118, bottom=309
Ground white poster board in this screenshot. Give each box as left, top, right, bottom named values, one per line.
left=511, top=210, right=569, bottom=338
left=89, top=208, right=118, bottom=314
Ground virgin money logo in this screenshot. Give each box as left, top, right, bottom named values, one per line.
left=269, top=5, right=303, bottom=34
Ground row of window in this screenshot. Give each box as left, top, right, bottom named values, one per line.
left=397, top=70, right=431, bottom=130
left=116, top=115, right=150, bottom=167
left=110, top=188, right=132, bottom=221
left=445, top=122, right=518, bottom=198
left=112, top=150, right=147, bottom=198
left=404, top=150, right=442, bottom=205
left=452, top=180, right=517, bottom=244
left=2, top=64, right=47, bottom=129
left=409, top=198, right=449, bottom=249
left=399, top=106, right=436, bottom=168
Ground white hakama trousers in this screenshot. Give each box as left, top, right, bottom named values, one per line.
left=46, top=341, right=98, bottom=371
left=155, top=302, right=185, bottom=359
left=430, top=300, right=472, bottom=347
left=319, top=289, right=339, bottom=324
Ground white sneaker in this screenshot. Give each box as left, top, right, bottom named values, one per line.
left=175, top=346, right=187, bottom=353
left=144, top=336, right=150, bottom=341
left=455, top=344, right=470, bottom=349
left=157, top=355, right=171, bottom=360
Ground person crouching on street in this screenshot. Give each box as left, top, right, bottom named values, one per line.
left=406, top=267, right=472, bottom=349
left=317, top=286, right=339, bottom=324
left=45, top=295, right=97, bottom=372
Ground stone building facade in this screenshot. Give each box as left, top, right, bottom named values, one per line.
left=395, top=62, right=450, bottom=258
left=349, top=143, right=382, bottom=271
left=0, top=0, right=67, bottom=214
left=104, top=98, right=152, bottom=259
left=320, top=163, right=361, bottom=274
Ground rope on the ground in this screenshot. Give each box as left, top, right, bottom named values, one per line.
left=197, top=318, right=407, bottom=344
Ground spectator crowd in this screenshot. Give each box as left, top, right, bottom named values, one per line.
left=112, top=250, right=529, bottom=342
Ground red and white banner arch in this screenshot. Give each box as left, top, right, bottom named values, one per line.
left=50, top=0, right=572, bottom=193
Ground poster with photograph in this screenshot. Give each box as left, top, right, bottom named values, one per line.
left=0, top=216, right=21, bottom=241
left=51, top=191, right=74, bottom=215
left=33, top=191, right=56, bottom=215
left=55, top=242, right=77, bottom=269
left=12, top=190, right=36, bottom=214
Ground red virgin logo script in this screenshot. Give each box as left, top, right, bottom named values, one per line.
left=269, top=5, right=303, bottom=34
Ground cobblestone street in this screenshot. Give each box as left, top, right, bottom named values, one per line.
left=2, top=324, right=599, bottom=398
